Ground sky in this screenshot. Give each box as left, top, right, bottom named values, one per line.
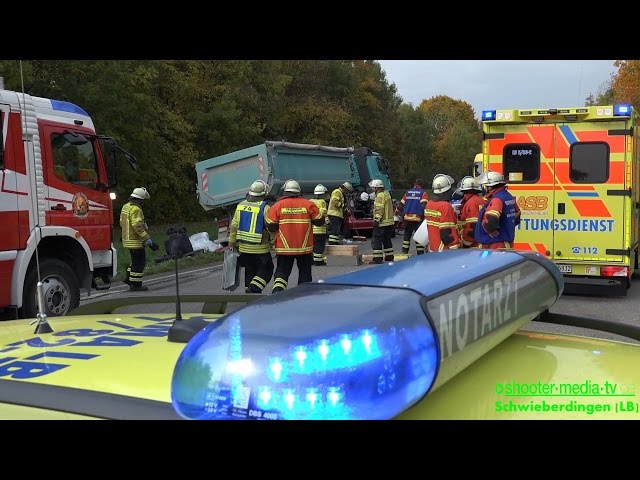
left=377, top=60, right=618, bottom=118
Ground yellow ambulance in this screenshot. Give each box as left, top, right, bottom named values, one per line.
left=479, top=105, right=639, bottom=295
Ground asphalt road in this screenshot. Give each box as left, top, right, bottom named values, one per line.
left=79, top=234, right=640, bottom=345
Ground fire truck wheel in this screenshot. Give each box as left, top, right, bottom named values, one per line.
left=21, top=259, right=80, bottom=319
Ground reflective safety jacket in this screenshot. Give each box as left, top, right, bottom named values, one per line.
left=425, top=199, right=461, bottom=251
left=475, top=186, right=520, bottom=245
left=120, top=202, right=150, bottom=249
left=400, top=187, right=428, bottom=222
left=328, top=188, right=346, bottom=218
left=229, top=199, right=271, bottom=254
left=310, top=198, right=328, bottom=235
left=374, top=190, right=394, bottom=227
left=265, top=196, right=322, bottom=255
left=458, top=193, right=485, bottom=247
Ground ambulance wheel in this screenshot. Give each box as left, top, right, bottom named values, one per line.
left=21, top=259, right=80, bottom=319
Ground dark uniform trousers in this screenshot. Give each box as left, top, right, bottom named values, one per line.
left=126, top=248, right=146, bottom=286
left=327, top=216, right=343, bottom=245
left=402, top=220, right=425, bottom=255
left=313, top=233, right=326, bottom=264
left=239, top=252, right=274, bottom=293
left=272, top=253, right=313, bottom=292
left=371, top=225, right=394, bottom=263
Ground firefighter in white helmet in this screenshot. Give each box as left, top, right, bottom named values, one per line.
left=310, top=184, right=329, bottom=266
left=424, top=174, right=461, bottom=251
left=228, top=180, right=274, bottom=293
left=475, top=170, right=521, bottom=250
left=457, top=176, right=485, bottom=248
left=369, top=178, right=395, bottom=264
left=265, top=179, right=325, bottom=293
left=326, top=181, right=353, bottom=245
left=120, top=187, right=159, bottom=291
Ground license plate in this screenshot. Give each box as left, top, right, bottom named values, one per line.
left=557, top=264, right=572, bottom=273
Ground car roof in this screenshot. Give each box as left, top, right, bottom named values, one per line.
left=0, top=313, right=222, bottom=419
left=2, top=310, right=639, bottom=420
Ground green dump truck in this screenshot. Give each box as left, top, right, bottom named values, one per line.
left=195, top=141, right=393, bottom=241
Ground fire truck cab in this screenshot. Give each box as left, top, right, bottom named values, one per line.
left=479, top=104, right=639, bottom=295
left=0, top=89, right=135, bottom=318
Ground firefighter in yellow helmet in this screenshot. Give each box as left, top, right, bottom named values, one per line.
left=327, top=181, right=353, bottom=245
left=369, top=178, right=394, bottom=264
left=310, top=184, right=329, bottom=266
left=228, top=180, right=274, bottom=293
left=120, top=187, right=159, bottom=291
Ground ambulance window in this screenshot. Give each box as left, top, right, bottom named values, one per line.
left=51, top=132, right=98, bottom=188
left=503, top=143, right=540, bottom=183
left=570, top=142, right=609, bottom=183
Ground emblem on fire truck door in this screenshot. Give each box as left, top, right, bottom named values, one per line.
left=71, top=192, right=90, bottom=218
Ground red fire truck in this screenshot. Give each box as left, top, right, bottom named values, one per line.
left=0, top=89, right=137, bottom=318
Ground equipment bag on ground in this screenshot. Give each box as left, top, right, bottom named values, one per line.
left=222, top=249, right=241, bottom=291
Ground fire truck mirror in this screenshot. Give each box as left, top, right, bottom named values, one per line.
left=63, top=131, right=89, bottom=146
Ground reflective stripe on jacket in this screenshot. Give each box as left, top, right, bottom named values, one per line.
left=120, top=202, right=149, bottom=249
left=374, top=191, right=394, bottom=227
left=327, top=188, right=345, bottom=218
left=265, top=196, right=322, bottom=255
left=310, top=198, right=328, bottom=234
left=229, top=200, right=272, bottom=254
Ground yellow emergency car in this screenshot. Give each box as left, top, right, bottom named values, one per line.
left=479, top=105, right=640, bottom=295
left=1, top=251, right=639, bottom=420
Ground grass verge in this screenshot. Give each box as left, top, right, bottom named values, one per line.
left=113, top=221, right=222, bottom=282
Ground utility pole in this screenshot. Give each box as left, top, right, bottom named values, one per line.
left=0, top=77, right=4, bottom=90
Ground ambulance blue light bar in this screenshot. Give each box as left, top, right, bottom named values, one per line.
left=171, top=250, right=564, bottom=420
left=482, top=110, right=496, bottom=121
left=614, top=104, right=632, bottom=116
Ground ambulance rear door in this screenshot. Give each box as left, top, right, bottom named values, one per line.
left=552, top=117, right=629, bottom=272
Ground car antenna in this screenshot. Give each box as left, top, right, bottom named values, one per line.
left=166, top=226, right=207, bottom=343
left=17, top=60, right=53, bottom=334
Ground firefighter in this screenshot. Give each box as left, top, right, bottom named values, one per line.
left=369, top=178, right=395, bottom=264
left=310, top=184, right=329, bottom=266
left=265, top=179, right=325, bottom=293
left=457, top=176, right=485, bottom=248
left=397, top=178, right=429, bottom=255
left=424, top=175, right=462, bottom=251
left=475, top=170, right=521, bottom=250
left=120, top=187, right=159, bottom=291
left=327, top=182, right=353, bottom=245
left=228, top=180, right=274, bottom=294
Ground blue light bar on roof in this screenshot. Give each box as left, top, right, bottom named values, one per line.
left=50, top=99, right=89, bottom=117
left=482, top=110, right=496, bottom=121
left=613, top=104, right=632, bottom=117
left=170, top=250, right=565, bottom=420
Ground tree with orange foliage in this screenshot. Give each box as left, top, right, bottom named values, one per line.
left=612, top=60, right=640, bottom=108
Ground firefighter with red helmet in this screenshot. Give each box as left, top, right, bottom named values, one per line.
left=457, top=176, right=485, bottom=248
left=265, top=179, right=325, bottom=293
left=475, top=170, right=521, bottom=250
left=424, top=175, right=461, bottom=251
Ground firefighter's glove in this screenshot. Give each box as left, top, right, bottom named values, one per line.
left=146, top=238, right=160, bottom=251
